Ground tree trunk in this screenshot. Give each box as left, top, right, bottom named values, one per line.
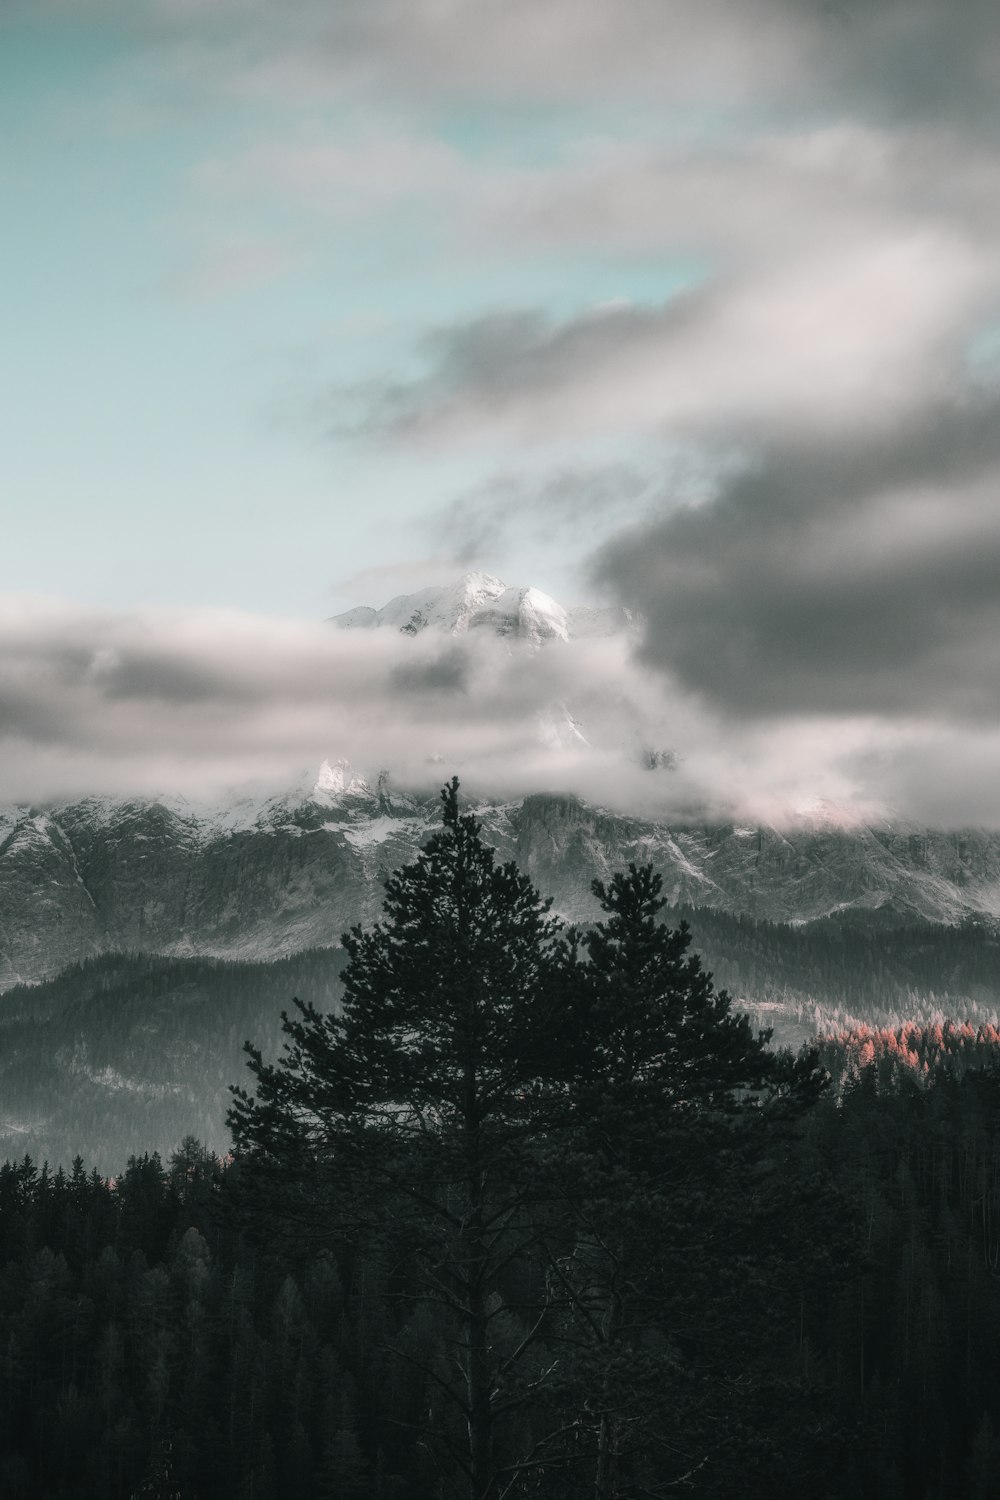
left=593, top=1243, right=624, bottom=1500
left=467, top=1275, right=497, bottom=1500
left=463, top=1043, right=497, bottom=1500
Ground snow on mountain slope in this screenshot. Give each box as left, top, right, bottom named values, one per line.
left=329, top=572, right=632, bottom=644
left=332, top=571, right=508, bottom=635
left=468, top=585, right=570, bottom=644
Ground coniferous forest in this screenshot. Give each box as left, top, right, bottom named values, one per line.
left=4, top=785, right=1000, bottom=1498
left=3, top=908, right=999, bottom=1174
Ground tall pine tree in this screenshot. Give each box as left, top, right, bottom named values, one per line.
left=229, top=779, right=571, bottom=1500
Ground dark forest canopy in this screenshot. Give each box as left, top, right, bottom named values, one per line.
left=3, top=1027, right=1000, bottom=1497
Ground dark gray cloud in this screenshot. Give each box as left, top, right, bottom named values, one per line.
left=101, top=650, right=263, bottom=705
left=825, top=0, right=1000, bottom=124
left=592, top=393, right=1000, bottom=720
left=389, top=648, right=469, bottom=696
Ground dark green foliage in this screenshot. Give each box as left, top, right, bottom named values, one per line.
left=805, top=1053, right=1000, bottom=1500
left=8, top=1041, right=1000, bottom=1497
left=0, top=1148, right=409, bottom=1500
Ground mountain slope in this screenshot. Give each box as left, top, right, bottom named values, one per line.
left=3, top=777, right=1000, bottom=989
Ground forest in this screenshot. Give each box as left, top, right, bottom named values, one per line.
left=3, top=784, right=1000, bottom=1498
left=5, top=1053, right=1000, bottom=1498
left=2, top=904, right=999, bottom=1173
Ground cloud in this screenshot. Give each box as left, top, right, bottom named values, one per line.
left=190, top=135, right=476, bottom=221
left=591, top=391, right=1000, bottom=721
left=153, top=235, right=306, bottom=301
left=14, top=0, right=1000, bottom=832
left=0, top=596, right=685, bottom=809
left=389, top=647, right=470, bottom=696
left=5, top=593, right=1000, bottom=827
left=135, top=0, right=822, bottom=109
left=132, top=0, right=1000, bottom=129
left=493, top=124, right=1000, bottom=264
left=333, top=234, right=989, bottom=449
left=431, top=464, right=657, bottom=565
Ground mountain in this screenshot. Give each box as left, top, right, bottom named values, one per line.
left=4, top=770, right=1000, bottom=991
left=2, top=571, right=1000, bottom=990
left=329, top=570, right=635, bottom=644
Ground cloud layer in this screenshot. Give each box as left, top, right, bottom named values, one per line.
left=4, top=596, right=1000, bottom=828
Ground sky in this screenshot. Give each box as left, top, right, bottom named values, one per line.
left=3, top=0, right=1000, bottom=822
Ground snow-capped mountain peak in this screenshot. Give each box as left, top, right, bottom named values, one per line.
left=468, top=585, right=570, bottom=645
left=313, top=758, right=352, bottom=798
left=329, top=572, right=630, bottom=645
left=332, top=572, right=508, bottom=637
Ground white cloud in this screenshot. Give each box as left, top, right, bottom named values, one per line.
left=4, top=595, right=1000, bottom=827
left=335, top=225, right=991, bottom=450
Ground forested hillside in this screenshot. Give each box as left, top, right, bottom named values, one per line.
left=0, top=950, right=345, bottom=1172
left=676, top=906, right=1000, bottom=1014
left=2, top=914, right=999, bottom=1172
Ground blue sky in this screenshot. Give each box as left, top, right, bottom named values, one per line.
left=1, top=3, right=708, bottom=613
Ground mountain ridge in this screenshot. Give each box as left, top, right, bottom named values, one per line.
left=328, top=570, right=637, bottom=643
left=4, top=773, right=1000, bottom=990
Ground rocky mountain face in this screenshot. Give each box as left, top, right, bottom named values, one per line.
left=3, top=767, right=1000, bottom=990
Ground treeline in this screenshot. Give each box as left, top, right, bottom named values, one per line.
left=0, top=1128, right=842, bottom=1500
left=4, top=1038, right=1000, bottom=1497
left=0, top=1140, right=385, bottom=1500
left=805, top=1053, right=1000, bottom=1496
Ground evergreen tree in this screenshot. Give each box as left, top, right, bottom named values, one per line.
left=544, top=865, right=832, bottom=1497
left=229, top=779, right=571, bottom=1500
